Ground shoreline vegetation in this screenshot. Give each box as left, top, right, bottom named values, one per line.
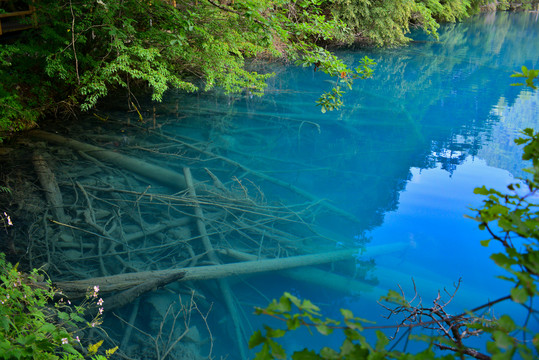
left=0, top=0, right=537, bottom=140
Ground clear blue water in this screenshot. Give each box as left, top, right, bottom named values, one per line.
left=73, top=11, right=539, bottom=359
left=140, top=12, right=539, bottom=358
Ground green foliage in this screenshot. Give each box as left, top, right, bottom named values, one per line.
left=0, top=253, right=115, bottom=359
left=330, top=0, right=493, bottom=47
left=331, top=0, right=431, bottom=47
left=470, top=128, right=538, bottom=301
left=250, top=292, right=390, bottom=360
left=0, top=0, right=373, bottom=139
left=511, top=66, right=539, bottom=90
left=493, top=0, right=539, bottom=10
left=310, top=55, right=376, bottom=112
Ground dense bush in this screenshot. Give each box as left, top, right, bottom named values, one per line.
left=0, top=253, right=115, bottom=359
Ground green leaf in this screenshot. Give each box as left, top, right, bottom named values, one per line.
left=492, top=351, right=513, bottom=360
left=375, top=330, right=389, bottom=351
left=0, top=316, right=10, bottom=332
left=267, top=297, right=291, bottom=313
left=268, top=338, right=287, bottom=360
left=340, top=308, right=353, bottom=319
left=510, top=287, right=529, bottom=304
left=320, top=347, right=339, bottom=359
left=343, top=328, right=362, bottom=340
left=490, top=253, right=516, bottom=268
left=38, top=323, right=57, bottom=333
left=340, top=339, right=355, bottom=356
left=315, top=324, right=333, bottom=335
left=255, top=343, right=271, bottom=360
left=493, top=330, right=513, bottom=350
left=287, top=316, right=302, bottom=330
left=249, top=330, right=265, bottom=349
left=57, top=311, right=70, bottom=321
left=474, top=185, right=490, bottom=195
left=69, top=313, right=85, bottom=323
left=497, top=315, right=517, bottom=332
left=266, top=327, right=287, bottom=338
left=380, top=289, right=408, bottom=307
left=300, top=299, right=320, bottom=313
left=292, top=349, right=320, bottom=360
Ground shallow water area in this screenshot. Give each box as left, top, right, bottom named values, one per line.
left=5, top=10, right=539, bottom=360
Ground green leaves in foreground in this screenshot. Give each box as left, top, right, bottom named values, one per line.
left=0, top=253, right=115, bottom=359
left=249, top=292, right=388, bottom=360
left=469, top=128, right=538, bottom=301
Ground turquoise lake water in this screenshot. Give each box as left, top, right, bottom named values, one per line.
left=148, top=12, right=539, bottom=358
left=53, top=11, right=538, bottom=359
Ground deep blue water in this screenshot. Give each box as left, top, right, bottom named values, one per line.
left=78, top=11, right=539, bottom=359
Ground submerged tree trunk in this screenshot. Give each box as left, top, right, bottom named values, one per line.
left=55, top=242, right=407, bottom=299
left=32, top=152, right=68, bottom=223
left=29, top=130, right=189, bottom=190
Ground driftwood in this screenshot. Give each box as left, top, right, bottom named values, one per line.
left=29, top=130, right=189, bottom=191
left=32, top=152, right=68, bottom=223
left=55, top=243, right=407, bottom=299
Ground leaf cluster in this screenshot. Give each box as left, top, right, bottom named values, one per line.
left=249, top=292, right=392, bottom=360
left=0, top=253, right=114, bottom=359
left=511, top=66, right=539, bottom=90
left=465, top=127, right=539, bottom=359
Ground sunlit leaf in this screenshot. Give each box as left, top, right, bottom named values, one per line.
left=315, top=324, right=333, bottom=335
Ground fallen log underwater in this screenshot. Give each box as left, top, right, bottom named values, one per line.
left=55, top=242, right=408, bottom=299
left=219, top=248, right=377, bottom=296
left=29, top=129, right=360, bottom=223
left=29, top=130, right=189, bottom=191
left=32, top=152, right=68, bottom=223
